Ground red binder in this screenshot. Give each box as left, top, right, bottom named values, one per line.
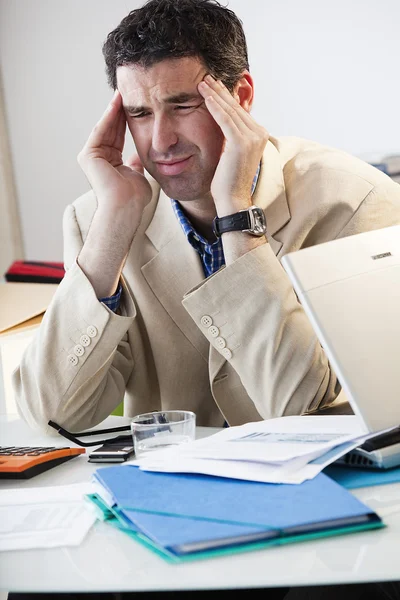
left=5, top=261, right=65, bottom=284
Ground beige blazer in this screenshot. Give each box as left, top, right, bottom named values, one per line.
left=13, top=136, right=400, bottom=433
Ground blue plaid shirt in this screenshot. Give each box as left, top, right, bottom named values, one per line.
left=100, top=285, right=122, bottom=312
left=170, top=203, right=224, bottom=277
left=101, top=164, right=261, bottom=308
left=171, top=164, right=261, bottom=277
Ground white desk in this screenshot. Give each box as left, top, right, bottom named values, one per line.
left=1, top=414, right=400, bottom=594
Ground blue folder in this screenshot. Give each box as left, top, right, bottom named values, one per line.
left=323, top=464, right=400, bottom=489
left=93, top=466, right=383, bottom=556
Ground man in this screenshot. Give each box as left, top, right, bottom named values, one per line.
left=14, top=0, right=400, bottom=436
left=10, top=3, right=400, bottom=599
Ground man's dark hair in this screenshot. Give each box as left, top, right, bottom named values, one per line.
left=102, top=0, right=249, bottom=92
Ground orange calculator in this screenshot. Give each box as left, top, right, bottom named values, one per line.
left=0, top=446, right=86, bottom=479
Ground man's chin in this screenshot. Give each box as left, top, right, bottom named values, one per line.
left=154, top=176, right=207, bottom=202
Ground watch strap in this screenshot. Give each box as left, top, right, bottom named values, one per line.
left=213, top=211, right=252, bottom=237
left=213, top=205, right=266, bottom=237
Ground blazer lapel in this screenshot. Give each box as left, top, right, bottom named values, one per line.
left=142, top=140, right=292, bottom=376
left=253, top=138, right=291, bottom=256
left=142, top=190, right=209, bottom=361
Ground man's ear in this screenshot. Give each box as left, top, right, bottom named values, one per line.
left=233, top=71, right=254, bottom=112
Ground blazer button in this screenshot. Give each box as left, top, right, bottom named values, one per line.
left=215, top=337, right=227, bottom=349
left=74, top=344, right=85, bottom=357
left=67, top=354, right=78, bottom=366
left=200, top=315, right=213, bottom=328
left=208, top=325, right=220, bottom=338
left=87, top=325, right=98, bottom=338
left=80, top=334, right=91, bottom=347
left=221, top=348, right=233, bottom=360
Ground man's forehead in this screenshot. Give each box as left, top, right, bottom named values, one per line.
left=116, top=57, right=206, bottom=102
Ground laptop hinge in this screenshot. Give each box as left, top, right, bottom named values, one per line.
left=358, top=426, right=400, bottom=452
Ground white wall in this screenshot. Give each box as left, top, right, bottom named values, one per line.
left=0, top=0, right=399, bottom=262
left=0, top=77, right=24, bottom=276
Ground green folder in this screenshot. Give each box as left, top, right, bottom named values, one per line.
left=85, top=492, right=383, bottom=564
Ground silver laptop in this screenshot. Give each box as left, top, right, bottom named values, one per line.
left=281, top=224, right=400, bottom=469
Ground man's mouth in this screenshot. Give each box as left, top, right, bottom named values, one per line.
left=155, top=156, right=193, bottom=176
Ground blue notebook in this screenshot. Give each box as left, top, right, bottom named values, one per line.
left=93, top=466, right=383, bottom=556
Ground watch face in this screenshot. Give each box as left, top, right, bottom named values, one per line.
left=249, top=207, right=267, bottom=236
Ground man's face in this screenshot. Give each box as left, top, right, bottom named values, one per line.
left=117, top=57, right=225, bottom=202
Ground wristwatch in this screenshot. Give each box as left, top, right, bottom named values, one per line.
left=212, top=205, right=267, bottom=237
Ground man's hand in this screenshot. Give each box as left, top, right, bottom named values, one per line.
left=78, top=90, right=152, bottom=217
left=197, top=75, right=269, bottom=264
left=198, top=75, right=269, bottom=217
left=76, top=92, right=153, bottom=299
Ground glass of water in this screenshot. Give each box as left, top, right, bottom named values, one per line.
left=131, top=410, right=196, bottom=459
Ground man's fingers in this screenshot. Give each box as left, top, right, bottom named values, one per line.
left=200, top=76, right=260, bottom=134
left=86, top=90, right=123, bottom=149
left=201, top=86, right=244, bottom=136
left=114, top=104, right=127, bottom=150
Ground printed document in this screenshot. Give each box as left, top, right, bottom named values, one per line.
left=136, top=415, right=391, bottom=484
left=0, top=483, right=97, bottom=551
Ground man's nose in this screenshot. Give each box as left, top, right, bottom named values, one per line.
left=152, top=115, right=178, bottom=154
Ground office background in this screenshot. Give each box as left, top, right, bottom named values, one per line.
left=0, top=0, right=399, bottom=272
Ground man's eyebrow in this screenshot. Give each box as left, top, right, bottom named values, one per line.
left=124, top=92, right=202, bottom=113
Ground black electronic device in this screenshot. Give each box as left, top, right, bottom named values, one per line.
left=88, top=435, right=135, bottom=463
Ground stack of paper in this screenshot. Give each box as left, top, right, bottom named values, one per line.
left=87, top=464, right=384, bottom=562
left=0, top=483, right=97, bottom=551
left=135, top=415, right=390, bottom=484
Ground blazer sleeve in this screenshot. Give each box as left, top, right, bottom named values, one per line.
left=181, top=179, right=400, bottom=420
left=13, top=203, right=137, bottom=434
